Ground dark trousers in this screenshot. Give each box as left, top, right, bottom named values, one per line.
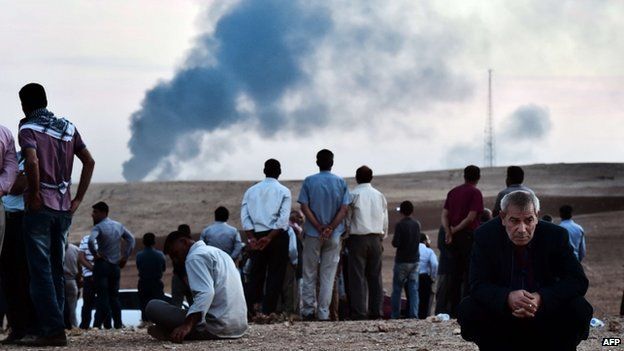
left=347, top=234, right=383, bottom=319
left=418, top=273, right=433, bottom=319
left=79, top=276, right=96, bottom=329
left=93, top=260, right=122, bottom=329
left=434, top=274, right=452, bottom=315
left=458, top=296, right=593, bottom=351
left=448, top=230, right=473, bottom=318
left=245, top=230, right=289, bottom=315
left=0, top=211, right=36, bottom=337
left=23, top=207, right=71, bottom=337
left=138, top=279, right=164, bottom=321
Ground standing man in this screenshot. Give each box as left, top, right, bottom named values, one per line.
left=492, top=166, right=533, bottom=217
left=136, top=232, right=166, bottom=323
left=391, top=201, right=421, bottom=319
left=145, top=230, right=247, bottom=342
left=418, top=234, right=438, bottom=319
left=441, top=165, right=483, bottom=317
left=0, top=138, right=30, bottom=344
left=17, top=83, right=95, bottom=346
left=78, top=233, right=97, bottom=329
left=298, top=149, right=350, bottom=321
left=241, top=159, right=291, bottom=316
left=201, top=206, right=243, bottom=261
left=559, top=205, right=586, bottom=262
left=63, top=242, right=81, bottom=329
left=458, top=191, right=592, bottom=350
left=88, top=201, right=135, bottom=329
left=346, top=165, right=388, bottom=320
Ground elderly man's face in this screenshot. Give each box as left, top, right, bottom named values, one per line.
left=501, top=204, right=538, bottom=246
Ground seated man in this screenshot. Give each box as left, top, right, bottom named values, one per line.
left=145, top=231, right=248, bottom=343
left=458, top=191, right=592, bottom=351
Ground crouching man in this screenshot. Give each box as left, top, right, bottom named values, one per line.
left=145, top=230, right=248, bottom=343
left=458, top=191, right=592, bottom=351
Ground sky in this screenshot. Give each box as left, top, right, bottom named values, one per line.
left=0, top=0, right=622, bottom=183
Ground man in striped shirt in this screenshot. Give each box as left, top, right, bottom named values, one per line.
left=78, top=234, right=97, bottom=329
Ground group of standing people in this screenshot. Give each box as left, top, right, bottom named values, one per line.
left=0, top=83, right=597, bottom=349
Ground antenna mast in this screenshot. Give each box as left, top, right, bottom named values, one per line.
left=484, top=69, right=494, bottom=168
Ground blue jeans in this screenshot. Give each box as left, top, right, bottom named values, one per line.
left=23, top=207, right=72, bottom=336
left=391, top=262, right=419, bottom=318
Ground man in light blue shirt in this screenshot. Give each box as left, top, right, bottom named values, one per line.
left=298, top=149, right=349, bottom=320
left=88, top=201, right=135, bottom=329
left=241, top=159, right=291, bottom=316
left=200, top=206, right=242, bottom=261
left=145, top=231, right=247, bottom=343
left=559, top=205, right=586, bottom=261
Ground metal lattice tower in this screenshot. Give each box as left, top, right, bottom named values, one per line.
left=484, top=69, right=495, bottom=168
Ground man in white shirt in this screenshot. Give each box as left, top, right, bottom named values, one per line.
left=240, top=159, right=292, bottom=316
left=145, top=230, right=247, bottom=343
left=346, top=166, right=388, bottom=319
left=418, top=234, right=438, bottom=319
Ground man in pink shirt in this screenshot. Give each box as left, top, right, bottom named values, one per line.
left=440, top=165, right=483, bottom=318
left=16, top=83, right=95, bottom=347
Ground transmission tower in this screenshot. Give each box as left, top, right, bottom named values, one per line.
left=484, top=69, right=495, bottom=168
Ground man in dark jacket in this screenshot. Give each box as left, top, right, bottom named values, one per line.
left=390, top=201, right=420, bottom=318
left=458, top=191, right=592, bottom=351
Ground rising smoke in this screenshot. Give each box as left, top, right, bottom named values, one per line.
left=123, top=0, right=472, bottom=181
left=502, top=104, right=552, bottom=140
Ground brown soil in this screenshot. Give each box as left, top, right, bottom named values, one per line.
left=1, top=317, right=621, bottom=350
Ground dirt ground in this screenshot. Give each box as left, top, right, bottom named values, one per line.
left=1, top=317, right=621, bottom=350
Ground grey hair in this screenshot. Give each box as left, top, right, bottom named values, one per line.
left=500, top=190, right=540, bottom=213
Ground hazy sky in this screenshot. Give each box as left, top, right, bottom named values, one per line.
left=1, top=0, right=622, bottom=182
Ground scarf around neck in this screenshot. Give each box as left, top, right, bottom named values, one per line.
left=19, top=108, right=75, bottom=142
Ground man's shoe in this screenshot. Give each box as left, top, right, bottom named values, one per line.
left=16, top=332, right=68, bottom=347
left=147, top=325, right=171, bottom=342
left=302, top=314, right=315, bottom=321
left=1, top=333, right=25, bottom=345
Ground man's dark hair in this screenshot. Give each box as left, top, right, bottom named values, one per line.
left=399, top=200, right=414, bottom=216
left=143, top=233, right=156, bottom=247
left=164, top=231, right=185, bottom=255
left=541, top=214, right=553, bottom=222
left=178, top=224, right=191, bottom=236
left=559, top=205, right=573, bottom=220
left=355, top=166, right=373, bottom=184
left=19, top=83, right=48, bottom=110
left=263, top=159, right=281, bottom=179
left=507, top=166, right=525, bottom=185
left=92, top=201, right=109, bottom=214
left=316, top=149, right=334, bottom=171
left=420, top=233, right=427, bottom=243
left=464, top=165, right=481, bottom=183
left=215, top=206, right=229, bottom=222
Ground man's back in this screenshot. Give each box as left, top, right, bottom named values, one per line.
left=18, top=110, right=86, bottom=211
left=136, top=247, right=166, bottom=281
left=349, top=183, right=388, bottom=235
left=444, top=183, right=483, bottom=230
left=185, top=242, right=247, bottom=338
left=89, top=218, right=135, bottom=264
left=392, top=217, right=421, bottom=263
left=200, top=222, right=242, bottom=259
left=298, top=171, right=349, bottom=236
left=559, top=219, right=585, bottom=261
left=63, top=243, right=80, bottom=280
left=241, top=178, right=291, bottom=231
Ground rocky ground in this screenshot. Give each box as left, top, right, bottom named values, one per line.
left=1, top=317, right=621, bottom=350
